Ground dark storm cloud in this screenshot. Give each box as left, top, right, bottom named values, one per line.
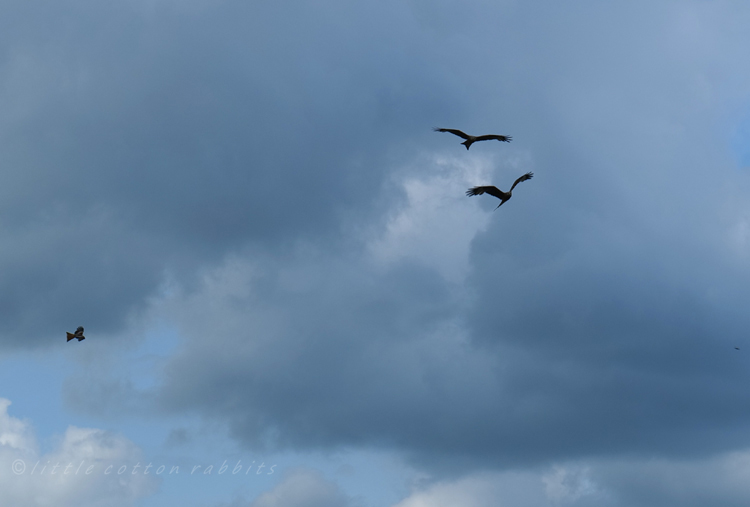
left=0, top=0, right=460, bottom=347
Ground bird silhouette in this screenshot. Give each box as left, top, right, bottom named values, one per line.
left=466, top=172, right=534, bottom=209
left=434, top=128, right=511, bottom=150
left=66, top=326, right=85, bottom=342
left=736, top=347, right=741, bottom=351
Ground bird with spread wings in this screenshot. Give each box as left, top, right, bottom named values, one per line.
left=466, top=172, right=533, bottom=209
left=434, top=128, right=512, bottom=150
left=66, top=326, right=85, bottom=342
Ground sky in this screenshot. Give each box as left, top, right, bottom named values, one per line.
left=3, top=0, right=750, bottom=505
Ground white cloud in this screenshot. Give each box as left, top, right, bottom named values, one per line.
left=0, top=398, right=35, bottom=452
left=391, top=470, right=549, bottom=507
left=0, top=398, right=158, bottom=507
left=249, top=468, right=355, bottom=507
left=368, top=152, right=516, bottom=283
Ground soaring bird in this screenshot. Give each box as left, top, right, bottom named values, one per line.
left=466, top=172, right=534, bottom=209
left=434, top=128, right=512, bottom=150
left=66, top=326, right=85, bottom=342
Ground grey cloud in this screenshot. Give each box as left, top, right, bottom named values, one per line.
left=392, top=452, right=750, bottom=507
left=153, top=249, right=467, bottom=446
left=9, top=0, right=750, bottom=494
left=146, top=214, right=750, bottom=472
left=588, top=454, right=750, bottom=507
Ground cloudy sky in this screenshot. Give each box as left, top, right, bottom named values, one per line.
left=3, top=1, right=750, bottom=505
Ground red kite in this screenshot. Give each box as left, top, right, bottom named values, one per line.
left=67, top=326, right=85, bottom=342
left=434, top=128, right=512, bottom=150
left=466, top=172, right=533, bottom=209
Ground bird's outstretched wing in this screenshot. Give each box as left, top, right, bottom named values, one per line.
left=509, top=172, right=533, bottom=191
left=475, top=134, right=512, bottom=143
left=466, top=186, right=504, bottom=199
left=76, top=326, right=84, bottom=334
left=434, top=128, right=470, bottom=140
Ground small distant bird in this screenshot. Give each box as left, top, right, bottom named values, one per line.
left=466, top=172, right=534, bottom=209
left=434, top=128, right=512, bottom=150
left=66, top=326, right=85, bottom=342
left=736, top=347, right=741, bottom=350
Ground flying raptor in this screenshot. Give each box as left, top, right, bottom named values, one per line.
left=433, top=128, right=512, bottom=150
left=66, top=326, right=85, bottom=342
left=466, top=172, right=534, bottom=209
